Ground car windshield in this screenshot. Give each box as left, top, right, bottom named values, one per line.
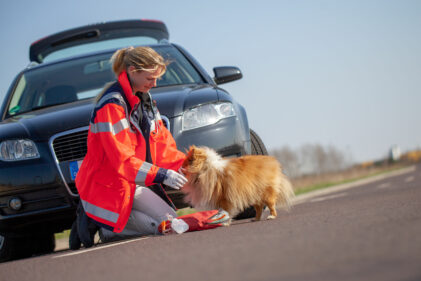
left=6, top=45, right=204, bottom=117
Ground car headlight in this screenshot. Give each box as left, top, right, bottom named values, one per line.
left=0, top=139, right=40, bottom=161
left=182, top=102, right=236, bottom=131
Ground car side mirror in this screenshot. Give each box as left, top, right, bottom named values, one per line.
left=213, top=66, right=242, bottom=85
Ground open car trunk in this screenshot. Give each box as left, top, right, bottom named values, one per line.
left=30, top=19, right=169, bottom=63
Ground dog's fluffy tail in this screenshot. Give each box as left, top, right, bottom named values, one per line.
left=276, top=174, right=295, bottom=210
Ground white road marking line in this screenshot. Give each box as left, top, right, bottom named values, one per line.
left=52, top=236, right=149, bottom=258
left=405, top=176, right=415, bottom=183
left=377, top=182, right=391, bottom=189
left=309, top=192, right=347, bottom=203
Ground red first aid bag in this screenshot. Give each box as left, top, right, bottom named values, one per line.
left=158, top=210, right=227, bottom=234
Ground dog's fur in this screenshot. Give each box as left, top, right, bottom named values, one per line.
left=181, top=145, right=295, bottom=222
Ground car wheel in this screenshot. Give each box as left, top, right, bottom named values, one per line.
left=0, top=233, right=56, bottom=262
left=250, top=128, right=268, bottom=155
left=0, top=234, right=12, bottom=262
left=0, top=234, right=29, bottom=262
left=234, top=129, right=268, bottom=220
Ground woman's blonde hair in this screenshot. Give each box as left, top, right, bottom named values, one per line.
left=110, top=46, right=168, bottom=76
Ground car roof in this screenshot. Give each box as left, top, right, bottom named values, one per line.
left=30, top=19, right=169, bottom=63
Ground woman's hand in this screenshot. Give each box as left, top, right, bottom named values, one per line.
left=163, top=169, right=188, bottom=190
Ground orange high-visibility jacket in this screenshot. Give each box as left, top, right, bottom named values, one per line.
left=75, top=71, right=186, bottom=232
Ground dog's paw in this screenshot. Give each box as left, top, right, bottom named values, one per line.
left=267, top=215, right=276, bottom=220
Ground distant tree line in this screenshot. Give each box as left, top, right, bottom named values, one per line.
left=270, top=144, right=352, bottom=178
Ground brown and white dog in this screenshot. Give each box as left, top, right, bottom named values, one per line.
left=181, top=145, right=295, bottom=223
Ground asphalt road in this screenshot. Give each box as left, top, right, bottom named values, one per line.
left=1, top=165, right=420, bottom=281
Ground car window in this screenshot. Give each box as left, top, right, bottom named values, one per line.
left=158, top=47, right=203, bottom=86
left=6, top=45, right=204, bottom=117
left=8, top=75, right=27, bottom=115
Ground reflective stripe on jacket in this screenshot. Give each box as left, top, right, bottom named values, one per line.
left=75, top=71, right=186, bottom=232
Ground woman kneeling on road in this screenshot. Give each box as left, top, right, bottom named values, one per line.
left=73, top=46, right=187, bottom=246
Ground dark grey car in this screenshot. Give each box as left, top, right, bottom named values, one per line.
left=0, top=20, right=267, bottom=261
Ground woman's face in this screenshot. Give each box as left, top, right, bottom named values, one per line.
left=128, top=66, right=163, bottom=93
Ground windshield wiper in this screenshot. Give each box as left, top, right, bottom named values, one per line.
left=31, top=102, right=69, bottom=111
left=16, top=102, right=69, bottom=115
left=6, top=102, right=72, bottom=118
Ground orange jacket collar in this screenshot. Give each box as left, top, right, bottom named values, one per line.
left=118, top=71, right=139, bottom=109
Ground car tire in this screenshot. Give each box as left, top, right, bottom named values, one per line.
left=250, top=128, right=268, bottom=155
left=0, top=234, right=30, bottom=262
left=234, top=129, right=268, bottom=220
left=0, top=234, right=13, bottom=262
left=0, top=232, right=56, bottom=262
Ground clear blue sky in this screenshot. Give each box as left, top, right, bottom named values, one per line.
left=0, top=0, right=420, bottom=163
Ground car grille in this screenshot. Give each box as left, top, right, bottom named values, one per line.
left=52, top=130, right=88, bottom=162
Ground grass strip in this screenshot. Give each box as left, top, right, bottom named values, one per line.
left=55, top=229, right=70, bottom=240
left=294, top=165, right=407, bottom=195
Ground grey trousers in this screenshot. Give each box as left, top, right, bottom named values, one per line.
left=101, top=185, right=177, bottom=239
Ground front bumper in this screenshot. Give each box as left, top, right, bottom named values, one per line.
left=0, top=143, right=78, bottom=234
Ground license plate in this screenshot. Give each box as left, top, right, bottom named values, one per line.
left=69, top=160, right=83, bottom=180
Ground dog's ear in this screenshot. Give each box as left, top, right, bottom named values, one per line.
left=184, top=146, right=196, bottom=166
left=189, top=145, right=197, bottom=153
left=187, top=145, right=196, bottom=156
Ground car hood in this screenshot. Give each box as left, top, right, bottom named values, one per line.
left=151, top=84, right=219, bottom=117
left=0, top=100, right=94, bottom=142
left=0, top=84, right=219, bottom=141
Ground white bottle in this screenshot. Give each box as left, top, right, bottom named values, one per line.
left=171, top=218, right=189, bottom=234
